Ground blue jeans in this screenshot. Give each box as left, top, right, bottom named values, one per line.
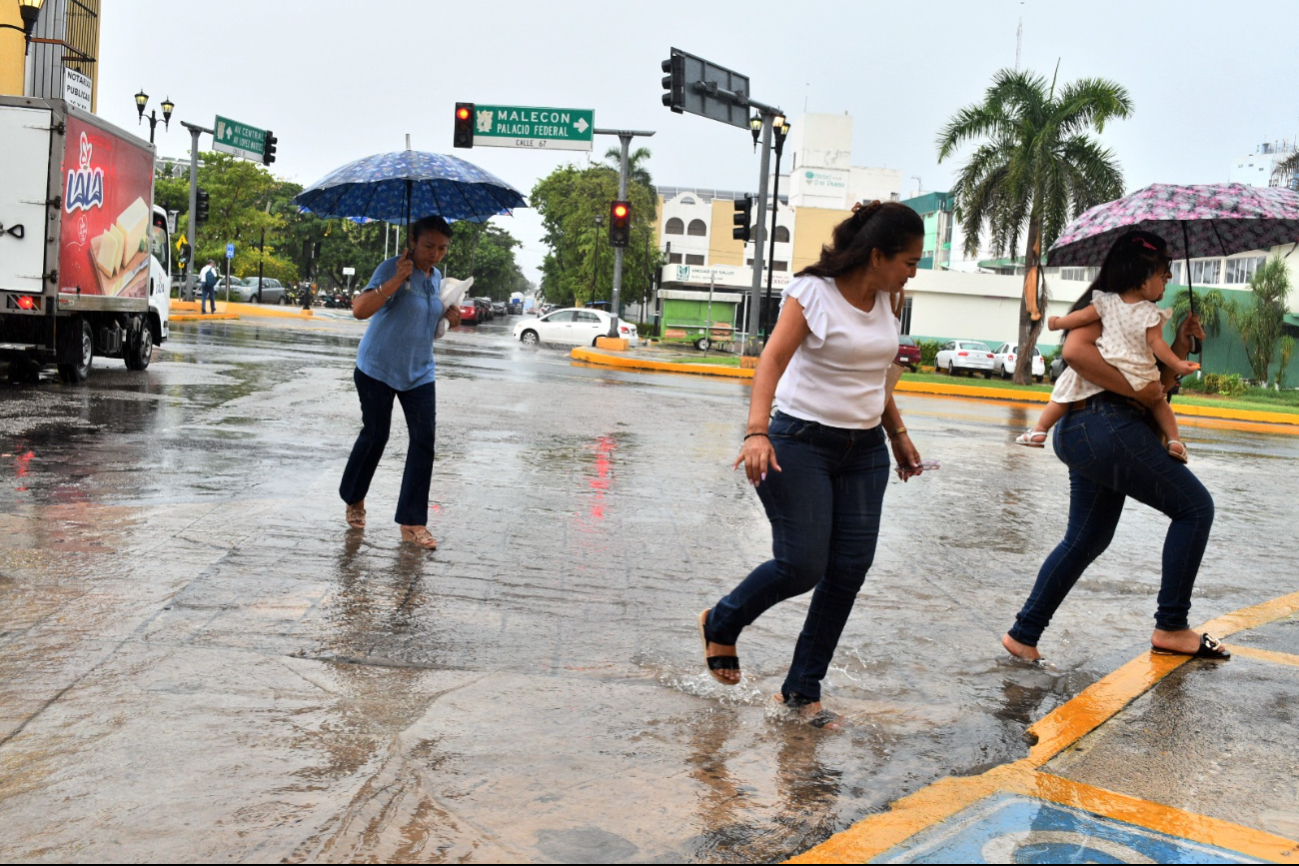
left=708, top=412, right=890, bottom=702
left=1009, top=393, right=1215, bottom=646
left=201, top=285, right=216, bottom=313
left=339, top=368, right=437, bottom=526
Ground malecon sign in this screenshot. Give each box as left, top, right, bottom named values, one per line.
left=472, top=105, right=594, bottom=151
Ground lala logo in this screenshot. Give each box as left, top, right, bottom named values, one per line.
left=65, top=133, right=104, bottom=213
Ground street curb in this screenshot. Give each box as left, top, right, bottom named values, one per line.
left=171, top=313, right=239, bottom=322
left=171, top=300, right=314, bottom=320
left=570, top=349, right=1299, bottom=427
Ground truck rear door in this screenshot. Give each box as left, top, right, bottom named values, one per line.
left=0, top=104, right=52, bottom=294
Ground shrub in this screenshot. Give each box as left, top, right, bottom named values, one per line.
left=633, top=321, right=659, bottom=338
left=916, top=339, right=943, bottom=368
left=1202, top=372, right=1247, bottom=397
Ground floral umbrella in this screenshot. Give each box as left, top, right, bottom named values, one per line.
left=293, top=149, right=527, bottom=225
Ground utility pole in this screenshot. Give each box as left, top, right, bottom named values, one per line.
left=594, top=128, right=654, bottom=335
left=257, top=227, right=265, bottom=303
left=763, top=118, right=790, bottom=336
left=180, top=120, right=213, bottom=302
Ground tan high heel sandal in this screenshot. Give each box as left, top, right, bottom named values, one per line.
left=400, top=525, right=438, bottom=549
left=346, top=501, right=366, bottom=529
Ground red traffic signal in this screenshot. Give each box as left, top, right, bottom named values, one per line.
left=609, top=200, right=631, bottom=247
left=454, top=102, right=475, bottom=148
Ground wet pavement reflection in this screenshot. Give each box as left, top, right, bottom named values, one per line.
left=1, top=316, right=1296, bottom=862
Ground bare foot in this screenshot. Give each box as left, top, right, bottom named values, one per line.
left=1002, top=633, right=1042, bottom=663
left=1151, top=628, right=1203, bottom=654
left=706, top=639, right=740, bottom=685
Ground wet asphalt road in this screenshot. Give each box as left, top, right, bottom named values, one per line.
left=1, top=315, right=1296, bottom=863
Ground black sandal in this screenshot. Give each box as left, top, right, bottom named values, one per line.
left=1151, top=632, right=1231, bottom=661
left=698, top=609, right=740, bottom=685
left=777, top=692, right=842, bottom=729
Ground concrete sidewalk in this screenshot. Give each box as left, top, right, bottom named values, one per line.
left=791, top=592, right=1299, bottom=864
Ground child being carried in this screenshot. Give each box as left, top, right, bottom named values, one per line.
left=1014, top=287, right=1199, bottom=463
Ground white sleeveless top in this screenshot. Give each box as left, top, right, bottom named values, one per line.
left=774, top=275, right=900, bottom=429
left=1049, top=292, right=1172, bottom=402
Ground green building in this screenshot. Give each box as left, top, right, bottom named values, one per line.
left=901, top=191, right=955, bottom=270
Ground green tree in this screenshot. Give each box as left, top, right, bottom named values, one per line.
left=441, top=222, right=527, bottom=300
left=1230, top=256, right=1292, bottom=386
left=531, top=161, right=662, bottom=309
left=938, top=68, right=1132, bottom=383
left=600, top=146, right=656, bottom=194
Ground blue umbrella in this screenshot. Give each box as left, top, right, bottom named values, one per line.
left=293, top=149, right=527, bottom=224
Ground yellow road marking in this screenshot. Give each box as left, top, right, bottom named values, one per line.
left=790, top=591, right=1299, bottom=864
left=570, top=347, right=753, bottom=379
left=1228, top=645, right=1299, bottom=668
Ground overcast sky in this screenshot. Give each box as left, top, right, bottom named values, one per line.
left=101, top=0, right=1299, bottom=283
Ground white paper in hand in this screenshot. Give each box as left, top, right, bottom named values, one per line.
left=435, top=276, right=473, bottom=338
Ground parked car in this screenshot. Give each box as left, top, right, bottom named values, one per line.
left=233, top=276, right=289, bottom=304
left=1051, top=354, right=1068, bottom=381
left=458, top=300, right=479, bottom=325
left=935, top=340, right=996, bottom=377
left=895, top=335, right=921, bottom=372
left=514, top=308, right=639, bottom=348
left=491, top=301, right=507, bottom=317
left=992, top=343, right=1046, bottom=382
left=472, top=298, right=493, bottom=321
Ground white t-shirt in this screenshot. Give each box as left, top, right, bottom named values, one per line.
left=774, top=275, right=900, bottom=429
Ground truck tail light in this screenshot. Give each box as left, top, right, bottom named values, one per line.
left=17, top=295, right=35, bottom=310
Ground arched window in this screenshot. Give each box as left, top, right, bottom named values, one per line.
left=687, top=219, right=708, bottom=237
left=665, top=217, right=684, bottom=235
left=774, top=226, right=790, bottom=243
left=678, top=196, right=696, bottom=205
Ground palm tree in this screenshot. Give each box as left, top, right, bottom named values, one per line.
left=602, top=146, right=655, bottom=196
left=938, top=68, right=1132, bottom=383
left=1271, top=151, right=1299, bottom=190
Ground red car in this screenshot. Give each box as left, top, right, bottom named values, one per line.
left=894, top=336, right=921, bottom=372
left=458, top=302, right=479, bottom=325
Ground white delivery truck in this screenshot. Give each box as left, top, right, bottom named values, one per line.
left=0, top=96, right=170, bottom=383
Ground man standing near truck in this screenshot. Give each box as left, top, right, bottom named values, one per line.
left=199, top=260, right=218, bottom=315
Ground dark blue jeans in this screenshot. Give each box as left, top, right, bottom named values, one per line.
left=339, top=368, right=437, bottom=526
left=1009, top=393, right=1215, bottom=646
left=708, top=412, right=890, bottom=702
left=201, top=285, right=216, bottom=313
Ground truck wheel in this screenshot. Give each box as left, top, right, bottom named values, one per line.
left=695, top=337, right=711, bottom=351
left=124, top=318, right=153, bottom=371
left=57, top=318, right=93, bottom=384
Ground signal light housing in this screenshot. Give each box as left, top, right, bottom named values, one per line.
left=454, top=102, right=475, bottom=148
left=261, top=131, right=277, bottom=166
left=609, top=200, right=631, bottom=247
left=661, top=53, right=685, bottom=113
left=732, top=195, right=753, bottom=243
left=195, top=189, right=210, bottom=227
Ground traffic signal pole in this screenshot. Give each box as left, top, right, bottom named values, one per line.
left=746, top=113, right=774, bottom=354
left=180, top=120, right=214, bottom=302
left=594, top=128, right=653, bottom=336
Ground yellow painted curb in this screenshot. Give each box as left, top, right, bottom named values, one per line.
left=896, top=379, right=1052, bottom=403
left=595, top=337, right=629, bottom=351
left=170, top=313, right=239, bottom=322
left=791, top=590, right=1299, bottom=864
left=570, top=347, right=753, bottom=379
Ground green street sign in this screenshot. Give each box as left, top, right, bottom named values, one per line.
left=472, top=105, right=593, bottom=151
left=213, top=115, right=267, bottom=162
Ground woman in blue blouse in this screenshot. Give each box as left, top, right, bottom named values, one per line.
left=340, top=216, right=461, bottom=549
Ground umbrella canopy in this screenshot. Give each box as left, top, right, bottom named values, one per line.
left=293, top=150, right=527, bottom=224
left=1049, top=183, right=1299, bottom=266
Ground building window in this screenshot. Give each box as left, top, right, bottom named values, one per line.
left=772, top=261, right=788, bottom=272
left=668, top=253, right=683, bottom=264
left=1224, top=256, right=1265, bottom=284
left=685, top=254, right=705, bottom=265
left=664, top=217, right=684, bottom=235
left=773, top=226, right=790, bottom=243
left=1190, top=259, right=1221, bottom=285
left=687, top=219, right=708, bottom=237
left=1059, top=267, right=1099, bottom=282
left=678, top=196, right=696, bottom=205
left=899, top=297, right=913, bottom=335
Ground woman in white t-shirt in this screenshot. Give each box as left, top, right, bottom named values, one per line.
left=697, top=201, right=928, bottom=729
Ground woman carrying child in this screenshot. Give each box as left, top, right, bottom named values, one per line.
left=1002, top=230, right=1228, bottom=664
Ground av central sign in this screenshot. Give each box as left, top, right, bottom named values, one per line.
left=472, top=105, right=594, bottom=151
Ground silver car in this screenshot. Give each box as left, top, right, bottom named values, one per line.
left=234, top=276, right=289, bottom=304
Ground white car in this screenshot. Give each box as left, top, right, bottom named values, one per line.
left=992, top=343, right=1046, bottom=382
left=935, top=340, right=996, bottom=378
left=514, top=308, right=639, bottom=348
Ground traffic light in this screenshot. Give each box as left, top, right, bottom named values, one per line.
left=195, top=189, right=210, bottom=227
left=661, top=52, right=685, bottom=113
left=609, top=200, right=631, bottom=247
left=732, top=195, right=753, bottom=242
left=262, top=131, right=277, bottom=165
left=454, top=102, right=474, bottom=148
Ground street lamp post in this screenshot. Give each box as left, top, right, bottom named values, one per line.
left=133, top=90, right=174, bottom=145
left=0, top=0, right=45, bottom=54
left=762, top=117, right=790, bottom=336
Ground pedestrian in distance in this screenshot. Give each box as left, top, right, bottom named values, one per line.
left=339, top=216, right=462, bottom=549
left=1002, top=230, right=1228, bottom=666
left=199, top=260, right=219, bottom=315
left=1013, top=233, right=1200, bottom=461
left=699, top=201, right=930, bottom=729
